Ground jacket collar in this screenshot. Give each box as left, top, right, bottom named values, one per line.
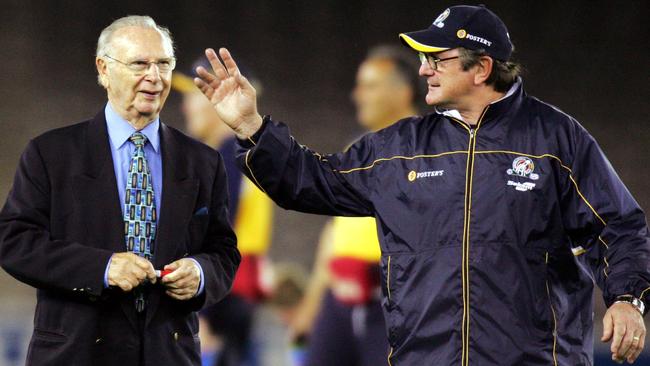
left=435, top=78, right=524, bottom=125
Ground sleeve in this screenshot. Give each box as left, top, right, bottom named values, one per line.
left=560, top=124, right=650, bottom=311
left=187, top=154, right=241, bottom=309
left=236, top=116, right=379, bottom=217
left=186, top=258, right=205, bottom=296
left=0, top=139, right=114, bottom=297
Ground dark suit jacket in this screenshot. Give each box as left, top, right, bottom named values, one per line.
left=0, top=111, right=240, bottom=365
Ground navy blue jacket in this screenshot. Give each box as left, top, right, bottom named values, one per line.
left=237, top=82, right=650, bottom=365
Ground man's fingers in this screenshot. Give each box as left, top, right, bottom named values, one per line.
left=603, top=313, right=614, bottom=341
left=165, top=276, right=195, bottom=291
left=166, top=289, right=194, bottom=300
left=611, top=322, right=626, bottom=354
left=162, top=265, right=191, bottom=283
left=618, top=330, right=635, bottom=360
left=133, top=256, right=153, bottom=271
left=219, top=48, right=240, bottom=77
left=236, top=73, right=256, bottom=96
left=630, top=334, right=646, bottom=363
left=205, top=48, right=228, bottom=80
left=119, top=279, right=134, bottom=292
left=626, top=335, right=641, bottom=363
left=140, top=260, right=157, bottom=283
left=131, top=267, right=147, bottom=282
left=196, top=66, right=220, bottom=87
left=193, top=77, right=215, bottom=100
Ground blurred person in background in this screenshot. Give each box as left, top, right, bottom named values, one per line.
left=289, top=45, right=421, bottom=366
left=268, top=263, right=309, bottom=366
left=194, top=4, right=649, bottom=365
left=0, top=16, right=240, bottom=366
left=173, top=58, right=274, bottom=366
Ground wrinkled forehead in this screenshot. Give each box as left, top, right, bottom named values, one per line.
left=109, top=26, right=174, bottom=60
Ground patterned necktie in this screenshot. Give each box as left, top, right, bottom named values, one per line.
left=123, top=132, right=157, bottom=312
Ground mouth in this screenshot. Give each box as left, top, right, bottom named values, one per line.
left=139, top=90, right=161, bottom=100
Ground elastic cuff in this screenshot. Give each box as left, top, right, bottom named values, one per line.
left=237, top=115, right=271, bottom=148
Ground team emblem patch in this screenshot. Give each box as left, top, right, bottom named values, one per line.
left=433, top=8, right=450, bottom=28
left=506, top=157, right=539, bottom=180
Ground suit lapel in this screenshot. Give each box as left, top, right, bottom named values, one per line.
left=146, top=123, right=199, bottom=326
left=73, top=112, right=125, bottom=254
left=73, top=112, right=140, bottom=331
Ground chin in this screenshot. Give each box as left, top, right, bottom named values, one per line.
left=425, top=94, right=439, bottom=106
left=136, top=104, right=160, bottom=116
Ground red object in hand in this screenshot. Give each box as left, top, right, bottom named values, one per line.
left=156, top=269, right=174, bottom=278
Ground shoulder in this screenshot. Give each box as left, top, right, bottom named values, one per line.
left=32, top=119, right=92, bottom=146
left=521, top=95, right=587, bottom=135
left=519, top=94, right=596, bottom=161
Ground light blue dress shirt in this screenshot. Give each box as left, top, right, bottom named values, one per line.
left=103, top=103, right=204, bottom=296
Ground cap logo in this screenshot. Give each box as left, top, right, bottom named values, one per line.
left=465, top=33, right=492, bottom=47
left=457, top=29, right=467, bottom=39
left=432, top=8, right=450, bottom=28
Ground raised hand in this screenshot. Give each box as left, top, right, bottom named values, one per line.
left=194, top=48, right=263, bottom=139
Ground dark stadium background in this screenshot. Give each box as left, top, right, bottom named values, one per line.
left=0, top=1, right=648, bottom=364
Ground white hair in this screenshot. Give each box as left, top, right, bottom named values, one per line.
left=96, top=15, right=175, bottom=58
left=96, top=15, right=175, bottom=87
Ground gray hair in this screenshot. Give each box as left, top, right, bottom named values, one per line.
left=458, top=48, right=522, bottom=93
left=96, top=15, right=175, bottom=58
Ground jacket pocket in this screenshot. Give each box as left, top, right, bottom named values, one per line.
left=33, top=328, right=67, bottom=342
left=381, top=253, right=416, bottom=348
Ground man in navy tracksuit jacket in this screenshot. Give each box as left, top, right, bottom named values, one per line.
left=193, top=5, right=649, bottom=365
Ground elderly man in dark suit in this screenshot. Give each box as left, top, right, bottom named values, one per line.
left=0, top=15, right=240, bottom=366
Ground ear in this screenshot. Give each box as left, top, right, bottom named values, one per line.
left=96, top=57, right=109, bottom=88
left=473, top=56, right=494, bottom=85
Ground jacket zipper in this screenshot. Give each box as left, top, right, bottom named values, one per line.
left=461, top=127, right=475, bottom=366
left=387, top=255, right=393, bottom=365
left=459, top=107, right=489, bottom=366
left=545, top=252, right=558, bottom=366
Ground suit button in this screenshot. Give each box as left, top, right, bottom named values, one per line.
left=95, top=338, right=103, bottom=344
left=173, top=332, right=179, bottom=341
left=72, top=288, right=78, bottom=291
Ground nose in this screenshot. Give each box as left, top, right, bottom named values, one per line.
left=143, top=63, right=161, bottom=82
left=419, top=62, right=434, bottom=77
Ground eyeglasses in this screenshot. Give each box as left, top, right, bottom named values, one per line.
left=418, top=52, right=460, bottom=70
left=104, top=54, right=176, bottom=74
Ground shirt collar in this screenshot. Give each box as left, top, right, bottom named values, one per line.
left=104, top=102, right=160, bottom=152
left=435, top=79, right=521, bottom=122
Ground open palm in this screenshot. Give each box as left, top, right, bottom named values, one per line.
left=194, top=48, right=262, bottom=138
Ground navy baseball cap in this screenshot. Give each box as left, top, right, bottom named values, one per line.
left=399, top=5, right=513, bottom=61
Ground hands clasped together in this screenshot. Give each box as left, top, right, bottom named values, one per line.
left=107, top=252, right=200, bottom=300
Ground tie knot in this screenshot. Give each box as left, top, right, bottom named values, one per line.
left=129, top=132, right=148, bottom=148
